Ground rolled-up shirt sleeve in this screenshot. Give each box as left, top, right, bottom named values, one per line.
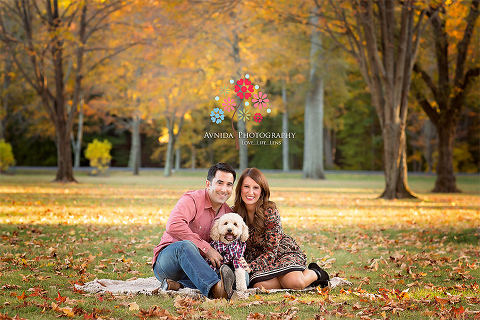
left=164, top=195, right=212, bottom=255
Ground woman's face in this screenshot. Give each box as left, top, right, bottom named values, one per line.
left=241, top=176, right=262, bottom=207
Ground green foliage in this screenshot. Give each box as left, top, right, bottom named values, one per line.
left=0, top=139, right=15, bottom=172
left=84, top=139, right=112, bottom=175
left=336, top=73, right=383, bottom=170
left=453, top=142, right=477, bottom=173
left=9, top=137, right=57, bottom=166
left=249, top=111, right=304, bottom=169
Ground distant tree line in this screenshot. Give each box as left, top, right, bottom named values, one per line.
left=0, top=0, right=478, bottom=197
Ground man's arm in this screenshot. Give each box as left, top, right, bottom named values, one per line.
left=165, top=195, right=210, bottom=252
left=165, top=194, right=223, bottom=268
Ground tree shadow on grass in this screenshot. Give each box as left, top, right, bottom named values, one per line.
left=440, top=228, right=480, bottom=245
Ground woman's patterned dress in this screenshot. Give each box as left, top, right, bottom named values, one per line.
left=245, top=207, right=307, bottom=287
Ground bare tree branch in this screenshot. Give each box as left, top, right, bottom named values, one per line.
left=413, top=63, right=438, bottom=99
left=454, top=0, right=479, bottom=88
left=414, top=91, right=439, bottom=126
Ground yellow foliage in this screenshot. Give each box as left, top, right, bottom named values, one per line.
left=158, top=127, right=169, bottom=143
left=0, top=139, right=15, bottom=172
left=84, top=139, right=112, bottom=175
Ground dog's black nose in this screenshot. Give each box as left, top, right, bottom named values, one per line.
left=227, top=228, right=232, bottom=233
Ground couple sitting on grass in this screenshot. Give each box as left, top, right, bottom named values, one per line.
left=152, top=163, right=329, bottom=300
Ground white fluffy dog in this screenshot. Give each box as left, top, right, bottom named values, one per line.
left=209, top=212, right=249, bottom=292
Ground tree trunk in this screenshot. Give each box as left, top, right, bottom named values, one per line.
left=422, top=119, right=437, bottom=173
left=208, top=137, right=214, bottom=164
left=1, top=0, right=136, bottom=182
left=71, top=101, right=84, bottom=168
left=303, top=12, right=325, bottom=179
left=230, top=28, right=248, bottom=171
left=164, top=114, right=184, bottom=177
left=282, top=80, right=290, bottom=172
left=164, top=126, right=175, bottom=177
left=355, top=0, right=422, bottom=198
left=55, top=117, right=75, bottom=182
left=433, top=119, right=460, bottom=192
left=0, top=51, right=12, bottom=141
left=371, top=121, right=376, bottom=170
left=0, top=118, right=3, bottom=141
left=238, top=117, right=248, bottom=171
left=412, top=146, right=419, bottom=172
left=380, top=123, right=415, bottom=199
left=236, top=83, right=248, bottom=171
left=191, top=146, right=196, bottom=169
left=396, top=140, right=414, bottom=197
left=303, top=83, right=325, bottom=179
left=128, top=114, right=141, bottom=175
left=324, top=127, right=334, bottom=169
left=52, top=7, right=75, bottom=183
left=413, top=0, right=479, bottom=192
left=175, top=147, right=180, bottom=170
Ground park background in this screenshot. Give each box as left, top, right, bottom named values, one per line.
left=0, top=1, right=479, bottom=319
left=0, top=0, right=478, bottom=198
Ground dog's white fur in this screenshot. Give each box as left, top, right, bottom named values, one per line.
left=210, top=212, right=249, bottom=292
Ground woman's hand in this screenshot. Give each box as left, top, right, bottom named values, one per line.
left=239, top=257, right=251, bottom=273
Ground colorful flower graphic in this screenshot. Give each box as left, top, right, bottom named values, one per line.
left=238, top=108, right=251, bottom=122
left=211, top=74, right=273, bottom=149
left=234, top=78, right=254, bottom=99
left=219, top=85, right=230, bottom=96
left=252, top=92, right=269, bottom=110
left=222, top=98, right=236, bottom=112
left=253, top=113, right=263, bottom=123
left=210, top=108, right=224, bottom=124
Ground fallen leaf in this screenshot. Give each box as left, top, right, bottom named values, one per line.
left=128, top=302, right=139, bottom=311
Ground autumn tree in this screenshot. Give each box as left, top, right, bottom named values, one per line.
left=413, top=0, right=479, bottom=192
left=0, top=36, right=12, bottom=141
left=93, top=58, right=146, bottom=175
left=242, top=1, right=309, bottom=172
left=189, top=1, right=276, bottom=171
left=317, top=0, right=438, bottom=198
left=0, top=37, right=34, bottom=143
left=139, top=58, right=210, bottom=176
left=0, top=0, right=144, bottom=182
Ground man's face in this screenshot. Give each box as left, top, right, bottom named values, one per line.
left=206, top=170, right=234, bottom=210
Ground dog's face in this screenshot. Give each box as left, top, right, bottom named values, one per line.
left=210, top=212, right=249, bottom=244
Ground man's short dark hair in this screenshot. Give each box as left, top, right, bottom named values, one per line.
left=207, top=163, right=236, bottom=183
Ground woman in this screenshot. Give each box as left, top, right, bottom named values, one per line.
left=233, top=168, right=329, bottom=290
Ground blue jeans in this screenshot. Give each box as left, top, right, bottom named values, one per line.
left=153, top=240, right=220, bottom=297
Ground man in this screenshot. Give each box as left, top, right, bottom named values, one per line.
left=152, top=163, right=236, bottom=299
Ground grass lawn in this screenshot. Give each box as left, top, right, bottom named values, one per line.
left=0, top=169, right=479, bottom=319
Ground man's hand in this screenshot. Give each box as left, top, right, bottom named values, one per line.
left=205, top=247, right=223, bottom=269
left=239, top=257, right=251, bottom=273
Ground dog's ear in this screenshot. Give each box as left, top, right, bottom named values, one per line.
left=210, top=219, right=221, bottom=241
left=240, top=220, right=249, bottom=242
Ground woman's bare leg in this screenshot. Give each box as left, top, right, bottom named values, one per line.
left=278, top=269, right=318, bottom=290
left=252, top=277, right=283, bottom=289
left=253, top=269, right=318, bottom=290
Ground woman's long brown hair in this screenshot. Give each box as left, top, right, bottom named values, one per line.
left=232, top=168, right=276, bottom=233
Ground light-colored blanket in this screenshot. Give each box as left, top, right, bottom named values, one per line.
left=74, top=277, right=352, bottom=300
